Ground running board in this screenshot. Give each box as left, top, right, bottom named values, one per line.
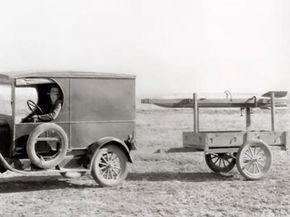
left=0, top=153, right=89, bottom=175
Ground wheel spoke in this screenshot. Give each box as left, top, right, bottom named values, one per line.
left=251, top=162, right=257, bottom=174
left=222, top=159, right=226, bottom=167
left=110, top=155, right=119, bottom=164
left=111, top=166, right=120, bottom=175
left=109, top=153, right=115, bottom=161
left=252, top=146, right=257, bottom=157
left=245, top=162, right=253, bottom=173
left=101, top=168, right=107, bottom=178
left=105, top=168, right=110, bottom=179
left=101, top=165, right=107, bottom=172
left=111, top=164, right=121, bottom=171
left=111, top=168, right=119, bottom=178
left=101, top=155, right=109, bottom=164
left=112, top=169, right=118, bottom=179
left=213, top=157, right=220, bottom=164
left=248, top=162, right=254, bottom=172
left=244, top=151, right=253, bottom=160
left=102, top=168, right=108, bottom=178
left=111, top=163, right=120, bottom=169
left=105, top=153, right=110, bottom=162
left=108, top=169, right=112, bottom=179
left=256, top=160, right=265, bottom=169
left=254, top=162, right=261, bottom=173
left=248, top=147, right=255, bottom=158
left=210, top=155, right=218, bottom=160
left=99, top=162, right=108, bottom=166
left=99, top=164, right=108, bottom=171
left=255, top=147, right=262, bottom=157
left=106, top=153, right=111, bottom=161
left=225, top=158, right=231, bottom=165
left=252, top=162, right=257, bottom=174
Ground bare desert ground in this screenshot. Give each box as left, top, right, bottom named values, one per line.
left=0, top=104, right=290, bottom=217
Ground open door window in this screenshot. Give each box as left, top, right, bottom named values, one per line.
left=15, top=78, right=64, bottom=123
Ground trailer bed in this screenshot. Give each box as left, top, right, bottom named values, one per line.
left=183, top=130, right=289, bottom=153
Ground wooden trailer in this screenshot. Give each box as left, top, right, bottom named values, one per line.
left=142, top=91, right=289, bottom=180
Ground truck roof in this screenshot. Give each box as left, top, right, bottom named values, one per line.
left=0, top=71, right=135, bottom=80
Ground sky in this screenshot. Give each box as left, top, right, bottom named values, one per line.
left=0, top=0, right=289, bottom=97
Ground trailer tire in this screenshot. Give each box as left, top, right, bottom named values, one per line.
left=237, top=140, right=272, bottom=180
left=205, top=153, right=236, bottom=173
left=27, top=123, right=68, bottom=169
left=91, top=144, right=128, bottom=187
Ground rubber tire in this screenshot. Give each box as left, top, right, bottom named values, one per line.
left=236, top=140, right=272, bottom=180
left=91, top=145, right=128, bottom=187
left=27, top=123, right=68, bottom=169
left=205, top=153, right=236, bottom=173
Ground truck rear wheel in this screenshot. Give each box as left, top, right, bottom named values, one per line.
left=91, top=145, right=128, bottom=187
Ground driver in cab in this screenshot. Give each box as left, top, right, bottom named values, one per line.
left=26, top=87, right=62, bottom=122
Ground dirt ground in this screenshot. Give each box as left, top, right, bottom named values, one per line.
left=0, top=106, right=290, bottom=217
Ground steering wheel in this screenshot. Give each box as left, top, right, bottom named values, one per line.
left=27, top=100, right=44, bottom=115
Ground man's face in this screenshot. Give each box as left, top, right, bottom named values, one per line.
left=50, top=88, right=59, bottom=103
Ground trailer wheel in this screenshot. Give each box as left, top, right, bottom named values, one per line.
left=27, top=123, right=68, bottom=169
left=237, top=140, right=272, bottom=180
left=205, top=153, right=236, bottom=173
left=91, top=145, right=128, bottom=187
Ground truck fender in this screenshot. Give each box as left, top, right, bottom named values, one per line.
left=88, top=137, right=133, bottom=163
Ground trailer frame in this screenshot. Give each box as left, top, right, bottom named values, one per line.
left=144, top=91, right=289, bottom=180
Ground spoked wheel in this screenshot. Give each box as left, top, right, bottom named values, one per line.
left=91, top=145, right=128, bottom=187
left=237, top=140, right=272, bottom=180
left=205, top=153, right=236, bottom=173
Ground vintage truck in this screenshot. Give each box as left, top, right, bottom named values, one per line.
left=0, top=71, right=136, bottom=187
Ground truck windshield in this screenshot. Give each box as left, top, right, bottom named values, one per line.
left=0, top=84, right=11, bottom=115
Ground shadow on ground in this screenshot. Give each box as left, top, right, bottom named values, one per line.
left=0, top=172, right=237, bottom=193
left=127, top=172, right=236, bottom=182
left=0, top=175, right=98, bottom=193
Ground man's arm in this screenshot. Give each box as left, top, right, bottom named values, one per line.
left=36, top=101, right=62, bottom=121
